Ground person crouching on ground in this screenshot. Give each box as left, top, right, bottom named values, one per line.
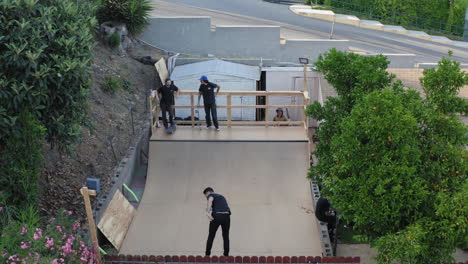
left=157, top=79, right=179, bottom=129
left=197, top=76, right=221, bottom=131
left=204, top=187, right=231, bottom=257
left=273, top=108, right=288, bottom=125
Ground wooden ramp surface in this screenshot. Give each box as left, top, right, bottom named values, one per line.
left=120, top=127, right=321, bottom=256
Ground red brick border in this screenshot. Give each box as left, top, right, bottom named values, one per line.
left=104, top=255, right=362, bottom=264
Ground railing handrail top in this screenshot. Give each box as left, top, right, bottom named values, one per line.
left=173, top=90, right=307, bottom=96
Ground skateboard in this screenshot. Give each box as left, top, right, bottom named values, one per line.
left=166, top=125, right=177, bottom=134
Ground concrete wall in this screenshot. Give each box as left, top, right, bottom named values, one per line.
left=140, top=17, right=349, bottom=64
left=173, top=74, right=257, bottom=121
left=212, top=26, right=281, bottom=58
left=279, top=39, right=349, bottom=62
left=142, top=17, right=211, bottom=54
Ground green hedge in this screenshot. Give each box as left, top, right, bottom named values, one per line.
left=324, top=0, right=466, bottom=35
left=0, top=0, right=97, bottom=151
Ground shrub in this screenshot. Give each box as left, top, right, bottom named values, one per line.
left=108, top=32, right=121, bottom=48
left=97, top=0, right=154, bottom=35
left=0, top=0, right=97, bottom=151
left=101, top=76, right=122, bottom=94
left=0, top=111, right=44, bottom=211
left=0, top=209, right=98, bottom=264
left=121, top=78, right=131, bottom=90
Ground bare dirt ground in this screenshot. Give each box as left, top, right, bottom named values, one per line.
left=39, top=41, right=165, bottom=223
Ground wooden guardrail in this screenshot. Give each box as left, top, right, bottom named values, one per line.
left=149, top=91, right=310, bottom=133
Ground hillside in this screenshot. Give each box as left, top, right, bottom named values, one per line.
left=38, top=41, right=165, bottom=222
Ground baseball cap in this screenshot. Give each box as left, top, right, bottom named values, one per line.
left=199, top=75, right=208, bottom=81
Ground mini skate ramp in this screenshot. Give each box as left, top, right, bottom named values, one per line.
left=120, top=127, right=322, bottom=256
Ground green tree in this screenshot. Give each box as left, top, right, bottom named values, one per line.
left=323, top=89, right=427, bottom=236
left=308, top=50, right=467, bottom=263
left=306, top=48, right=395, bottom=184
left=420, top=51, right=468, bottom=114
left=0, top=0, right=96, bottom=151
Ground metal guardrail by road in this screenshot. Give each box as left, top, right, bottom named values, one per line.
left=313, top=0, right=464, bottom=36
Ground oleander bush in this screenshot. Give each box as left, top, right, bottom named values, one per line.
left=0, top=209, right=97, bottom=264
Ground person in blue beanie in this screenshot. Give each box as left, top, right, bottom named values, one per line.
left=197, top=75, right=221, bottom=131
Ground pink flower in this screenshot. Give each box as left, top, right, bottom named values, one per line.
left=20, top=242, right=29, bottom=249
left=0, top=206, right=3, bottom=212
left=20, top=226, right=27, bottom=235
left=56, top=225, right=63, bottom=232
left=45, top=237, right=54, bottom=248
left=68, top=211, right=73, bottom=216
left=72, top=222, right=81, bottom=231
left=33, top=228, right=42, bottom=240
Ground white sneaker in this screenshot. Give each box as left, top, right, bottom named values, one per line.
left=216, top=128, right=220, bottom=132
left=206, top=126, right=212, bottom=129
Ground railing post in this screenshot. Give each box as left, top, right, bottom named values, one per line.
left=227, top=95, right=232, bottom=128
left=149, top=95, right=154, bottom=134
left=265, top=93, right=270, bottom=127
left=190, top=94, right=195, bottom=127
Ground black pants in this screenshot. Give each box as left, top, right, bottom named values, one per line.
left=160, top=104, right=174, bottom=128
left=205, top=214, right=230, bottom=256
left=204, top=103, right=218, bottom=129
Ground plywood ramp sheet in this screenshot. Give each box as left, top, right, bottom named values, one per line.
left=120, top=141, right=321, bottom=256
left=98, top=190, right=136, bottom=250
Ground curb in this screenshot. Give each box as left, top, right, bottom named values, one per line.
left=289, top=5, right=467, bottom=49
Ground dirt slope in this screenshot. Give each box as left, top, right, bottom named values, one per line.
left=39, top=41, right=165, bottom=222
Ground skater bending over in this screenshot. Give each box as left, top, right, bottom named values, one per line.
left=157, top=79, right=179, bottom=129
left=204, top=187, right=231, bottom=256
left=197, top=76, right=220, bottom=131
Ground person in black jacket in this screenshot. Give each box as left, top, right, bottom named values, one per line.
left=315, top=197, right=337, bottom=240
left=156, top=79, right=179, bottom=129
left=197, top=76, right=221, bottom=131
left=203, top=187, right=230, bottom=256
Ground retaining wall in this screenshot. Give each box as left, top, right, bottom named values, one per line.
left=140, top=17, right=349, bottom=64
left=94, top=126, right=150, bottom=224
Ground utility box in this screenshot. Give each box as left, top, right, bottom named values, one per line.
left=86, top=178, right=101, bottom=194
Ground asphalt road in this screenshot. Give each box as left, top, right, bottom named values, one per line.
left=154, top=0, right=468, bottom=66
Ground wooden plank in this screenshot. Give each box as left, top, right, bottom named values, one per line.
left=154, top=58, right=169, bottom=84
left=80, top=187, right=103, bottom=264
left=227, top=95, right=232, bottom=128
left=97, top=190, right=136, bottom=250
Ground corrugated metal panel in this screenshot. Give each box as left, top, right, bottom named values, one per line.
left=171, top=59, right=260, bottom=81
